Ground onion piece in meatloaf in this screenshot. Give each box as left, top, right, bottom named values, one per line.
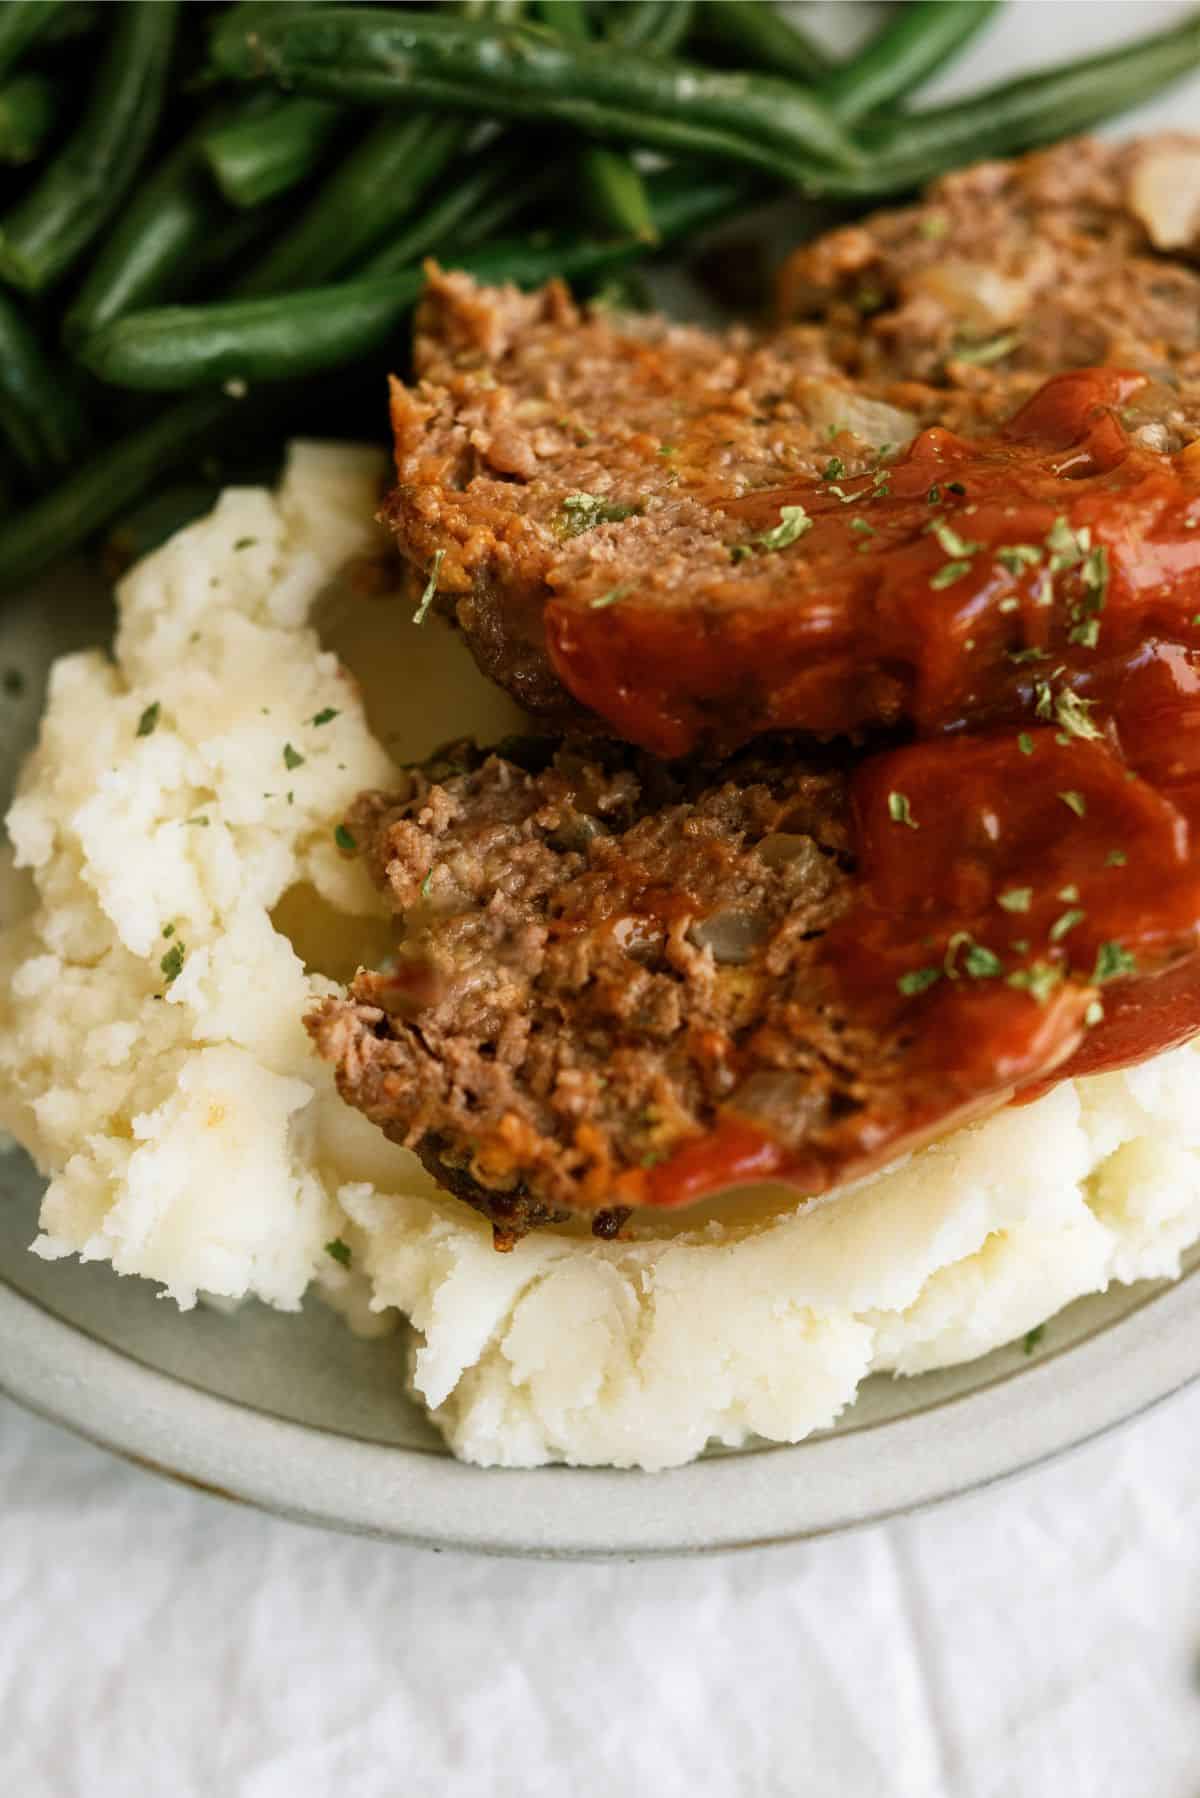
left=382, top=136, right=1200, bottom=758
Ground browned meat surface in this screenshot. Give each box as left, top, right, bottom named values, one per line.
left=777, top=134, right=1200, bottom=400
left=382, top=137, right=1200, bottom=749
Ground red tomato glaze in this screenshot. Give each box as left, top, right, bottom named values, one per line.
left=623, top=371, right=1200, bottom=1209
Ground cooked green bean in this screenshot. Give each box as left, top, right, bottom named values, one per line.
left=0, top=72, right=57, bottom=166
left=184, top=203, right=291, bottom=285
left=66, top=120, right=232, bottom=342
left=238, top=113, right=469, bottom=295
left=0, top=289, right=87, bottom=483
left=359, top=140, right=550, bottom=275
left=0, top=391, right=234, bottom=590
left=38, top=3, right=101, bottom=51
left=202, top=95, right=346, bottom=209
left=0, top=0, right=73, bottom=81
left=856, top=9, right=1200, bottom=186
left=209, top=6, right=862, bottom=187
left=0, top=398, right=51, bottom=489
left=824, top=0, right=1002, bottom=125
left=691, top=0, right=830, bottom=84
left=0, top=1, right=178, bottom=293
left=78, top=169, right=754, bottom=392
left=602, top=0, right=695, bottom=57
left=536, top=0, right=657, bottom=243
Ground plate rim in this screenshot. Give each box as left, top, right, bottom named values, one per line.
left=4, top=1267, right=1198, bottom=1558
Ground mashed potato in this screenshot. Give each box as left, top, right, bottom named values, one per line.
left=2, top=444, right=1199, bottom=1471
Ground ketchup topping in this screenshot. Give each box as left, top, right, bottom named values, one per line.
left=604, top=371, right=1200, bottom=1211
left=546, top=367, right=1200, bottom=759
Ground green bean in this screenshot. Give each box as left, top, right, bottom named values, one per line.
left=0, top=2, right=178, bottom=293
left=0, top=0, right=73, bottom=82
left=202, top=95, right=346, bottom=209
left=824, top=1, right=1002, bottom=125
left=0, top=398, right=51, bottom=489
left=77, top=168, right=754, bottom=392
left=690, top=0, right=830, bottom=85
left=0, top=72, right=57, bottom=167
left=237, top=113, right=468, bottom=295
left=453, top=162, right=564, bottom=250
left=209, top=6, right=862, bottom=187
left=184, top=200, right=297, bottom=287
left=536, top=0, right=657, bottom=243
left=0, top=289, right=87, bottom=483
left=37, top=4, right=101, bottom=51
left=359, top=140, right=550, bottom=275
left=855, top=9, right=1200, bottom=188
left=0, top=391, right=234, bottom=590
left=600, top=0, right=695, bottom=57
left=66, top=118, right=233, bottom=342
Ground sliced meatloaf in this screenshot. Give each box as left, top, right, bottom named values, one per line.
left=382, top=137, right=1200, bottom=755
left=308, top=719, right=1200, bottom=1244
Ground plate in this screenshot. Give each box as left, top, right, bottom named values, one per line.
left=3, top=558, right=1200, bottom=1558
left=5, top=5, right=1200, bottom=1553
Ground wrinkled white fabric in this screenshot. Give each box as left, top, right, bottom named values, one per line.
left=4, top=1389, right=1200, bottom=1798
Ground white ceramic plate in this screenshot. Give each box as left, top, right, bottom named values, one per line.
left=5, top=2, right=1200, bottom=1556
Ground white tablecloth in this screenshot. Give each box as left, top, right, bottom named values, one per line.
left=6, top=6, right=1200, bottom=1792
left=5, top=1385, right=1200, bottom=1797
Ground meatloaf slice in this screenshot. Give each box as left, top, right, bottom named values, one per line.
left=777, top=134, right=1200, bottom=396
left=383, top=137, right=1200, bottom=756
left=309, top=734, right=1153, bottom=1246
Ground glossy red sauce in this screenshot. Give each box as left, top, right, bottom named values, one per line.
left=547, top=368, right=1200, bottom=758
left=614, top=371, right=1200, bottom=1210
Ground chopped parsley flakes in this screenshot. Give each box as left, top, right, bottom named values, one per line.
left=310, top=707, right=339, bottom=727
left=1053, top=689, right=1102, bottom=742
left=558, top=491, right=641, bottom=537
left=1092, top=941, right=1137, bottom=983
left=930, top=519, right=979, bottom=560
left=1046, top=515, right=1088, bottom=571
left=952, top=331, right=1022, bottom=366
left=996, top=544, right=1042, bottom=576
left=944, top=932, right=1003, bottom=979
left=1022, top=1324, right=1046, bottom=1355
left=590, top=581, right=633, bottom=610
left=412, top=548, right=445, bottom=626
left=136, top=701, right=160, bottom=738
left=282, top=742, right=304, bottom=770
left=897, top=966, right=941, bottom=997
left=887, top=790, right=918, bottom=829
left=334, top=823, right=357, bottom=852
left=930, top=559, right=971, bottom=590
left=998, top=887, right=1032, bottom=913
left=324, top=1237, right=352, bottom=1268
left=1048, top=907, right=1086, bottom=942
left=731, top=504, right=812, bottom=563
left=160, top=941, right=186, bottom=985
left=1058, top=790, right=1087, bottom=817
left=1006, top=960, right=1063, bottom=1004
